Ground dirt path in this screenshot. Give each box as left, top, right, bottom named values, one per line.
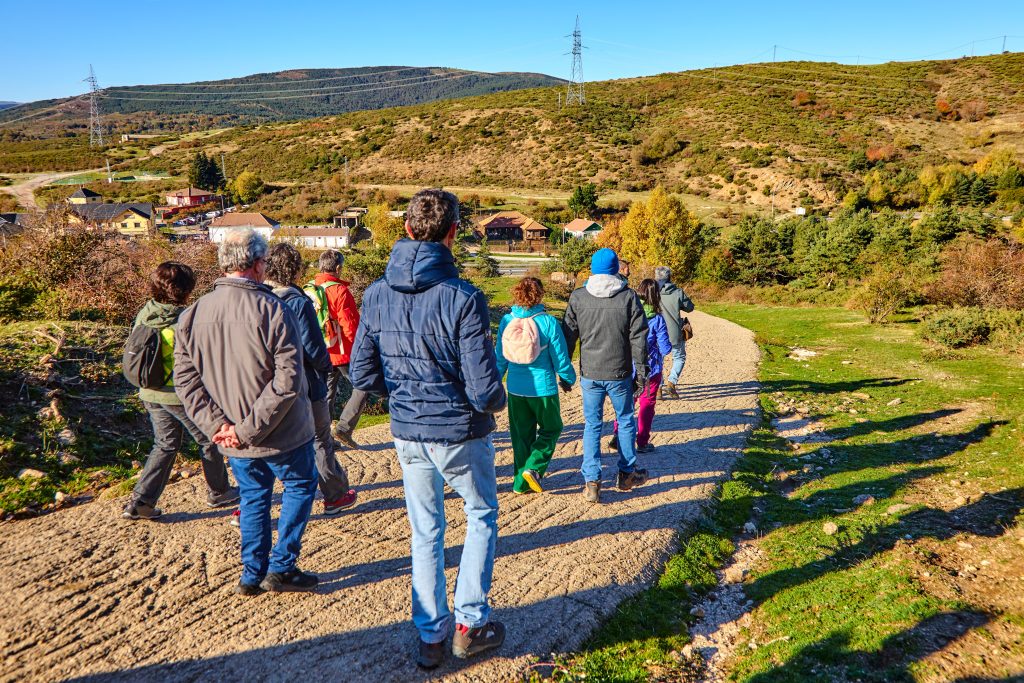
left=0, top=169, right=102, bottom=210
left=0, top=310, right=759, bottom=683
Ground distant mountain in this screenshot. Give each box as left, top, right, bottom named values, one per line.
left=0, top=67, right=564, bottom=126
left=0, top=102, right=20, bottom=110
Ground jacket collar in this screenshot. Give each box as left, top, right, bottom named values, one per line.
left=315, top=272, right=350, bottom=286
left=214, top=276, right=273, bottom=294
left=511, top=304, right=545, bottom=317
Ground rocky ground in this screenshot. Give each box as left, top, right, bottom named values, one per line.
left=0, top=310, right=760, bottom=683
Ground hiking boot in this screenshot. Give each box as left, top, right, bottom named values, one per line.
left=207, top=486, right=240, bottom=508
left=332, top=424, right=360, bottom=450
left=260, top=568, right=319, bottom=593
left=667, top=381, right=681, bottom=398
left=607, top=434, right=619, bottom=451
left=584, top=481, right=601, bottom=503
left=617, top=468, right=650, bottom=491
left=122, top=499, right=161, bottom=520
left=234, top=581, right=265, bottom=597
left=229, top=509, right=241, bottom=527
left=521, top=469, right=543, bottom=493
left=636, top=443, right=656, bottom=454
left=417, top=639, right=447, bottom=669
left=452, top=621, right=506, bottom=659
left=323, top=489, right=357, bottom=515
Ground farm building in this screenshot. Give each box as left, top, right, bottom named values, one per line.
left=476, top=211, right=549, bottom=247
left=68, top=203, right=154, bottom=238
left=277, top=226, right=353, bottom=249
left=208, top=212, right=280, bottom=243
left=563, top=218, right=603, bottom=240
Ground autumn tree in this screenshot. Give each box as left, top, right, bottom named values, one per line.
left=233, top=171, right=265, bottom=204
left=618, top=187, right=705, bottom=278
left=364, top=204, right=405, bottom=248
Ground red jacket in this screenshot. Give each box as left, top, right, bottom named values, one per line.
left=314, top=273, right=359, bottom=366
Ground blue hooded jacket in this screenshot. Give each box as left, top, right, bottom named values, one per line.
left=644, top=305, right=673, bottom=377
left=349, top=239, right=507, bottom=444
left=272, top=284, right=331, bottom=402
left=496, top=304, right=576, bottom=398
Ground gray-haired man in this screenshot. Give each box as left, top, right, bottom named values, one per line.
left=653, top=266, right=694, bottom=397
left=175, top=228, right=319, bottom=596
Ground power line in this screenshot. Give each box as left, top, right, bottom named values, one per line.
left=133, top=65, right=434, bottom=88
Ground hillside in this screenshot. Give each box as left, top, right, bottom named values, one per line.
left=109, top=52, right=1024, bottom=217
left=0, top=67, right=563, bottom=129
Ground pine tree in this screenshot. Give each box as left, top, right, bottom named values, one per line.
left=476, top=236, right=500, bottom=277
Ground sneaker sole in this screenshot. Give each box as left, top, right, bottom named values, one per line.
left=207, top=497, right=241, bottom=509
left=521, top=471, right=543, bottom=494
left=452, top=634, right=506, bottom=659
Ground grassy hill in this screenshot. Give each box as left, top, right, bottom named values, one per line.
left=109, top=52, right=1024, bottom=217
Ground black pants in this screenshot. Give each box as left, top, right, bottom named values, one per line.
left=133, top=402, right=230, bottom=507
left=326, top=364, right=369, bottom=432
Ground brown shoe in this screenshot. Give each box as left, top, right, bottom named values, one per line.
left=663, top=380, right=679, bottom=398
left=417, top=639, right=446, bottom=669
left=332, top=425, right=360, bottom=450
left=452, top=621, right=505, bottom=659
left=617, top=468, right=649, bottom=491
left=584, top=481, right=601, bottom=503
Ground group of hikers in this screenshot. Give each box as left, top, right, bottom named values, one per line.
left=121, top=188, right=694, bottom=669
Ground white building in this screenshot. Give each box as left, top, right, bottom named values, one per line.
left=276, top=226, right=353, bottom=249
left=207, top=212, right=280, bottom=244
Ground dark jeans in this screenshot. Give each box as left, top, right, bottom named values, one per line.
left=230, top=441, right=317, bottom=586
left=326, top=363, right=369, bottom=431
left=134, top=401, right=230, bottom=507
left=312, top=397, right=350, bottom=501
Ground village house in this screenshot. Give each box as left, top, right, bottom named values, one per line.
left=276, top=226, right=354, bottom=249
left=68, top=188, right=102, bottom=205
left=166, top=187, right=217, bottom=208
left=67, top=202, right=155, bottom=238
left=563, top=218, right=603, bottom=240
left=0, top=213, right=30, bottom=247
left=207, top=212, right=279, bottom=243
left=475, top=210, right=550, bottom=249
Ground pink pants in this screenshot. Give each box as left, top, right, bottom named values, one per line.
left=613, top=372, right=662, bottom=447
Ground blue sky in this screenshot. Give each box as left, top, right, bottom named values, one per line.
left=2, top=0, right=1023, bottom=102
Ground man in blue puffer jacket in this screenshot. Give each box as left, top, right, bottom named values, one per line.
left=350, top=188, right=507, bottom=669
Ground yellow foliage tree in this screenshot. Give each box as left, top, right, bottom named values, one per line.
left=595, top=216, right=623, bottom=252
left=364, top=204, right=405, bottom=248
left=617, top=187, right=703, bottom=277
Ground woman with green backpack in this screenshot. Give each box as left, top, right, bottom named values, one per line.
left=122, top=262, right=239, bottom=520
left=495, top=277, right=576, bottom=494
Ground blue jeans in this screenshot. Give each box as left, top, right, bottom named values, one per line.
left=668, top=342, right=686, bottom=384
left=395, top=436, right=499, bottom=644
left=229, top=441, right=317, bottom=586
left=581, top=377, right=638, bottom=482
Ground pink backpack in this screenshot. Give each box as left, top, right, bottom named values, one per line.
left=501, top=313, right=545, bottom=364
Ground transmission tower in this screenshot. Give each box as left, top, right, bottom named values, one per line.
left=566, top=16, right=586, bottom=106
left=84, top=65, right=104, bottom=147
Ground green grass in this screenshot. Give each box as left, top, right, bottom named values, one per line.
left=553, top=304, right=1024, bottom=681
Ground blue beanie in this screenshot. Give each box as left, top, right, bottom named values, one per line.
left=590, top=248, right=619, bottom=276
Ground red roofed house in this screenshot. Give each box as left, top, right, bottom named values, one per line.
left=475, top=210, right=549, bottom=249
left=563, top=218, right=603, bottom=240
left=166, top=187, right=217, bottom=208
left=207, top=212, right=280, bottom=243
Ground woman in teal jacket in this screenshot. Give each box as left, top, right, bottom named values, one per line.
left=495, top=277, right=576, bottom=493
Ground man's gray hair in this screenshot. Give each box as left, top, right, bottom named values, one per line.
left=654, top=266, right=672, bottom=283
left=318, top=249, right=344, bottom=273
left=218, top=228, right=268, bottom=273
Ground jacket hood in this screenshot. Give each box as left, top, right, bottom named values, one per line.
left=385, top=239, right=459, bottom=294
left=139, top=299, right=183, bottom=328
left=585, top=274, right=626, bottom=298
left=214, top=276, right=273, bottom=294
left=660, top=281, right=679, bottom=294
left=511, top=304, right=545, bottom=318
left=314, top=272, right=350, bottom=287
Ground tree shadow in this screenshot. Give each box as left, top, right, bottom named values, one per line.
left=761, top=376, right=916, bottom=396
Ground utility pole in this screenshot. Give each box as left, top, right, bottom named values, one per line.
left=84, top=65, right=104, bottom=147
left=772, top=44, right=777, bottom=62
left=105, top=158, right=112, bottom=183
left=344, top=155, right=349, bottom=182
left=557, top=92, right=561, bottom=110
left=220, top=153, right=227, bottom=182
left=1003, top=35, right=1008, bottom=53
left=565, top=15, right=586, bottom=107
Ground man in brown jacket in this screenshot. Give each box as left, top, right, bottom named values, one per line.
left=174, top=228, right=319, bottom=596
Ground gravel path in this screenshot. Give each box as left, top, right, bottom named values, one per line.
left=0, top=310, right=759, bottom=683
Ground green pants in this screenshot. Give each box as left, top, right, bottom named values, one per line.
left=508, top=393, right=563, bottom=493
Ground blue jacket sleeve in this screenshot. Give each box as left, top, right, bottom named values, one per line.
left=545, top=315, right=576, bottom=385
left=494, top=315, right=509, bottom=380
left=655, top=315, right=672, bottom=357
left=349, top=289, right=388, bottom=396
left=459, top=290, right=507, bottom=414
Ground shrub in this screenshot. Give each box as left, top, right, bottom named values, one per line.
left=921, top=308, right=991, bottom=348
left=926, top=238, right=1024, bottom=309
left=849, top=266, right=912, bottom=323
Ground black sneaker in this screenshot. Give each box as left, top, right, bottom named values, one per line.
left=207, top=487, right=240, bottom=508
left=636, top=443, right=655, bottom=454
left=607, top=434, right=619, bottom=451
left=260, top=569, right=319, bottom=593
left=417, top=639, right=447, bottom=669
left=122, top=499, right=162, bottom=520
left=617, top=468, right=650, bottom=491
left=452, top=621, right=505, bottom=659
left=234, top=581, right=265, bottom=597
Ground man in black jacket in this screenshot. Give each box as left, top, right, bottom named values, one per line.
left=563, top=248, right=649, bottom=503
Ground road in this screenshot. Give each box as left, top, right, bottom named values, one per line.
left=1, top=169, right=102, bottom=210
left=0, top=311, right=760, bottom=683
